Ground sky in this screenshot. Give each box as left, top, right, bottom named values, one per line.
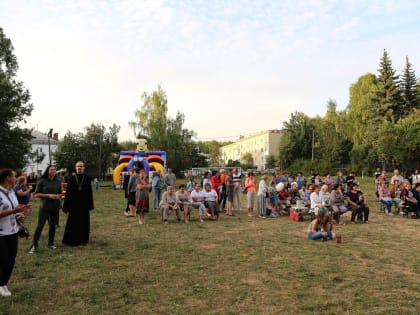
left=1, top=0, right=420, bottom=142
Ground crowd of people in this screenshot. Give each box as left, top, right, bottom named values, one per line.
left=121, top=167, right=420, bottom=244
left=376, top=168, right=420, bottom=218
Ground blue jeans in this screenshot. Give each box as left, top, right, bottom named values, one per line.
left=308, top=231, right=332, bottom=241
left=191, top=202, right=206, bottom=216
left=380, top=199, right=393, bottom=214
left=152, top=187, right=162, bottom=209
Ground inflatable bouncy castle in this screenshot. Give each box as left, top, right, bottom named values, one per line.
left=112, top=138, right=166, bottom=187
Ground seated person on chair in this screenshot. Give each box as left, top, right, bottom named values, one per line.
left=390, top=169, right=404, bottom=186
left=203, top=183, right=220, bottom=220
left=307, top=208, right=335, bottom=241
left=176, top=184, right=191, bottom=223
left=190, top=183, right=206, bottom=223
left=329, top=184, right=348, bottom=225
left=400, top=180, right=420, bottom=218
left=389, top=179, right=403, bottom=210
left=378, top=181, right=394, bottom=215
left=413, top=183, right=420, bottom=207
left=375, top=171, right=388, bottom=193
left=278, top=185, right=292, bottom=210
left=289, top=182, right=300, bottom=204
left=159, top=186, right=180, bottom=224
left=302, top=184, right=313, bottom=208
left=310, top=185, right=324, bottom=215
left=346, top=183, right=369, bottom=223
left=319, top=184, right=331, bottom=209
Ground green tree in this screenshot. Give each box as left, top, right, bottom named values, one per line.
left=324, top=98, right=338, bottom=123
left=130, top=86, right=196, bottom=173
left=54, top=124, right=121, bottom=178
left=82, top=123, right=121, bottom=178
left=314, top=100, right=352, bottom=168
left=54, top=132, right=85, bottom=173
left=400, top=56, right=420, bottom=116
left=119, top=140, right=137, bottom=151
left=241, top=152, right=254, bottom=169
left=227, top=159, right=241, bottom=167
left=186, top=146, right=208, bottom=168
left=165, top=112, right=195, bottom=172
left=375, top=49, right=402, bottom=121
left=377, top=109, right=420, bottom=170
left=208, top=141, right=223, bottom=167
left=346, top=73, right=380, bottom=167
left=130, top=85, right=168, bottom=150
left=265, top=154, right=278, bottom=169
left=278, top=111, right=314, bottom=166
left=0, top=27, right=33, bottom=169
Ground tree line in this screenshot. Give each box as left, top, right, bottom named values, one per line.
left=277, top=49, right=420, bottom=175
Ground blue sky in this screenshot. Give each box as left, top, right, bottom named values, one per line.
left=1, top=0, right=419, bottom=141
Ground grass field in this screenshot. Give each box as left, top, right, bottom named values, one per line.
left=1, top=176, right=420, bottom=315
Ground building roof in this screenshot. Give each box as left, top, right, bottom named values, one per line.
left=31, top=130, right=59, bottom=145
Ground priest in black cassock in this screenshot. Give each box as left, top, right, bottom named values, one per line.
left=62, top=161, right=94, bottom=246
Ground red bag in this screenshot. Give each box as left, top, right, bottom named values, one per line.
left=289, top=211, right=295, bottom=221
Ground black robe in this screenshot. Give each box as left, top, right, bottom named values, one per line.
left=62, top=174, right=94, bottom=246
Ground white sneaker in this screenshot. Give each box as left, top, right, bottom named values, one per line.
left=0, top=286, right=11, bottom=297
left=28, top=245, right=37, bottom=254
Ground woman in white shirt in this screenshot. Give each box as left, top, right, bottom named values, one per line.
left=0, top=169, right=30, bottom=297
left=257, top=175, right=268, bottom=218
left=203, top=183, right=219, bottom=220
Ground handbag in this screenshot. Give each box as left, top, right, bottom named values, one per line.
left=242, top=186, right=248, bottom=194
left=16, top=216, right=30, bottom=239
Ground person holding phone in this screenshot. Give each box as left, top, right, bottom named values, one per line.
left=0, top=168, right=31, bottom=297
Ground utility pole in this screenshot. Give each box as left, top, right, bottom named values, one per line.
left=47, top=128, right=53, bottom=165
left=98, top=126, right=102, bottom=179
left=311, top=129, right=315, bottom=161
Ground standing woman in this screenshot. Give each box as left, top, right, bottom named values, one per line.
left=28, top=165, right=62, bottom=253
left=136, top=169, right=151, bottom=225
left=245, top=172, right=257, bottom=217
left=257, top=174, right=268, bottom=218
left=13, top=176, right=32, bottom=206
left=0, top=169, right=30, bottom=297
left=151, top=170, right=164, bottom=210
left=62, top=161, right=94, bottom=246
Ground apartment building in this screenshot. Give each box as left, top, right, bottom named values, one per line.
left=220, top=130, right=283, bottom=170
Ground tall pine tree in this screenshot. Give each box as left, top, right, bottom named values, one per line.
left=400, top=55, right=420, bottom=116
left=374, top=49, right=402, bottom=122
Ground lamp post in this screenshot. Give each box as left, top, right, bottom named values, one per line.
left=311, top=128, right=315, bottom=161
left=98, top=127, right=102, bottom=180
left=47, top=128, right=53, bottom=165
